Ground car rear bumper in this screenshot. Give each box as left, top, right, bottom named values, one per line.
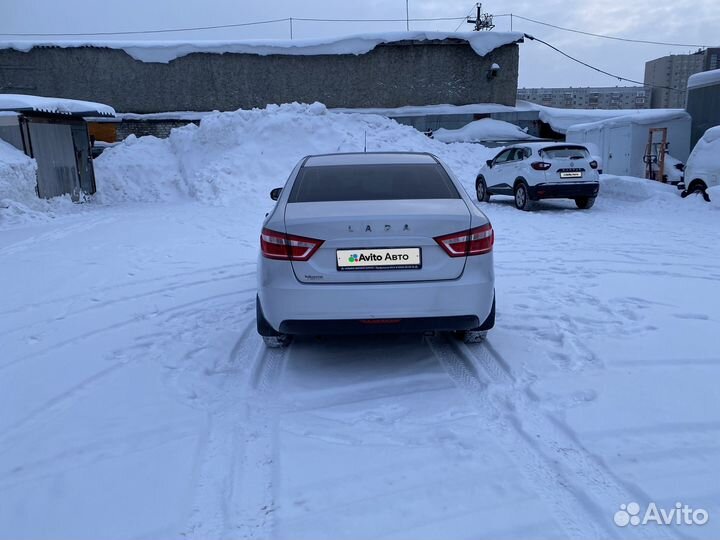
left=258, top=255, right=494, bottom=334
left=279, top=315, right=480, bottom=335
left=530, top=181, right=599, bottom=200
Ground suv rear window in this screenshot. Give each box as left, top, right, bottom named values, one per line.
left=541, top=146, right=590, bottom=159
left=288, top=164, right=460, bottom=202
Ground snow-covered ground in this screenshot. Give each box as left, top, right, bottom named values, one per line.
left=1, top=105, right=719, bottom=540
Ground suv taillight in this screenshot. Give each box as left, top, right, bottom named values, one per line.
left=260, top=228, right=323, bottom=261
left=531, top=161, right=552, bottom=171
left=589, top=160, right=598, bottom=170
left=434, top=224, right=494, bottom=257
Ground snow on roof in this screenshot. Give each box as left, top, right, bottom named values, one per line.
left=515, top=100, right=660, bottom=134
left=688, top=69, right=720, bottom=90
left=432, top=118, right=537, bottom=143
left=0, top=94, right=115, bottom=116
left=1, top=31, right=524, bottom=64
left=566, top=109, right=690, bottom=132
left=333, top=102, right=519, bottom=117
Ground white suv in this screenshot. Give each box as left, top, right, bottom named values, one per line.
left=475, top=143, right=600, bottom=210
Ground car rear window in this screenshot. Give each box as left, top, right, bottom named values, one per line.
left=541, top=146, right=590, bottom=159
left=288, top=164, right=460, bottom=202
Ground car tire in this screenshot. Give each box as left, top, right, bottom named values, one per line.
left=455, top=295, right=494, bottom=343
left=514, top=181, right=533, bottom=211
left=256, top=296, right=291, bottom=347
left=685, top=180, right=711, bottom=202
left=476, top=176, right=491, bottom=202
left=262, top=335, right=292, bottom=348
left=458, top=330, right=487, bottom=343
left=575, top=196, right=596, bottom=209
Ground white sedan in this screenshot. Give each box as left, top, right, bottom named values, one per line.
left=476, top=143, right=600, bottom=210
left=256, top=152, right=496, bottom=347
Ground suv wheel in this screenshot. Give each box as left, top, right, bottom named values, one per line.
left=476, top=176, right=491, bottom=202
left=575, top=196, right=596, bottom=209
left=682, top=180, right=711, bottom=202
left=514, top=181, right=533, bottom=211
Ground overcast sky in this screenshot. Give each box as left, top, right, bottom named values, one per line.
left=2, top=0, right=719, bottom=88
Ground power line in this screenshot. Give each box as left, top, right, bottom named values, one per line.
left=289, top=16, right=466, bottom=23
left=497, top=14, right=713, bottom=49
left=0, top=18, right=290, bottom=37
left=0, top=16, right=467, bottom=37
left=524, top=34, right=683, bottom=92
left=454, top=5, right=478, bottom=32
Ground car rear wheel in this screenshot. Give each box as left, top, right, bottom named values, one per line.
left=458, top=330, right=487, bottom=343
left=262, top=335, right=292, bottom=348
left=575, top=196, right=596, bottom=209
left=514, top=181, right=533, bottom=211
left=256, top=296, right=292, bottom=347
left=476, top=176, right=491, bottom=202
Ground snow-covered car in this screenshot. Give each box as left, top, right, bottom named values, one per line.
left=256, top=152, right=496, bottom=347
left=475, top=143, right=600, bottom=210
left=680, top=126, right=720, bottom=202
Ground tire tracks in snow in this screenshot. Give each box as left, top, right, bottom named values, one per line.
left=426, top=335, right=680, bottom=540
left=0, top=270, right=254, bottom=341
left=0, top=290, right=251, bottom=372
left=183, top=336, right=288, bottom=540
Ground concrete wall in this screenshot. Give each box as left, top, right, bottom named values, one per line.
left=0, top=40, right=519, bottom=113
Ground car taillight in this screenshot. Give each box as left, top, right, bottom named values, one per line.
left=531, top=161, right=552, bottom=171
left=434, top=223, right=494, bottom=257
left=260, top=228, right=323, bottom=261
left=589, top=160, right=598, bottom=170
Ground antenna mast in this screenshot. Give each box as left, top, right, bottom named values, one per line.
left=466, top=3, right=495, bottom=31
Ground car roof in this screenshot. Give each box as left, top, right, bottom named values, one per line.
left=304, top=152, right=439, bottom=167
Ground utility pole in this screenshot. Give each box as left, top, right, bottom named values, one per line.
left=466, top=3, right=495, bottom=31
left=406, top=0, right=409, bottom=31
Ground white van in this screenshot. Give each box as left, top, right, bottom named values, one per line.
left=681, top=126, right=720, bottom=202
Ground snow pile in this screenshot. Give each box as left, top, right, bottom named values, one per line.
left=0, top=140, right=78, bottom=226
left=2, top=31, right=524, bottom=64
left=708, top=186, right=720, bottom=208
left=598, top=174, right=679, bottom=203
left=95, top=102, right=494, bottom=212
left=94, top=135, right=186, bottom=203
left=432, top=118, right=536, bottom=143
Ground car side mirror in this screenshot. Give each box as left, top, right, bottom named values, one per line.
left=270, top=187, right=282, bottom=201
left=486, top=159, right=493, bottom=168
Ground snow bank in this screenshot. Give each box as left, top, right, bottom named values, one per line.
left=433, top=118, right=535, bottom=143
left=599, top=174, right=679, bottom=203
left=93, top=135, right=186, bottom=203
left=2, top=31, right=524, bottom=64
left=94, top=102, right=494, bottom=212
left=708, top=186, right=720, bottom=208
left=0, top=139, right=75, bottom=226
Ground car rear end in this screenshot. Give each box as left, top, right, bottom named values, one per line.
left=257, top=153, right=495, bottom=336
left=528, top=144, right=600, bottom=200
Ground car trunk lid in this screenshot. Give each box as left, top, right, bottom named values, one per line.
left=284, top=200, right=472, bottom=284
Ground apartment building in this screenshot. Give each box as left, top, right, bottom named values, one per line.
left=517, top=86, right=650, bottom=110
